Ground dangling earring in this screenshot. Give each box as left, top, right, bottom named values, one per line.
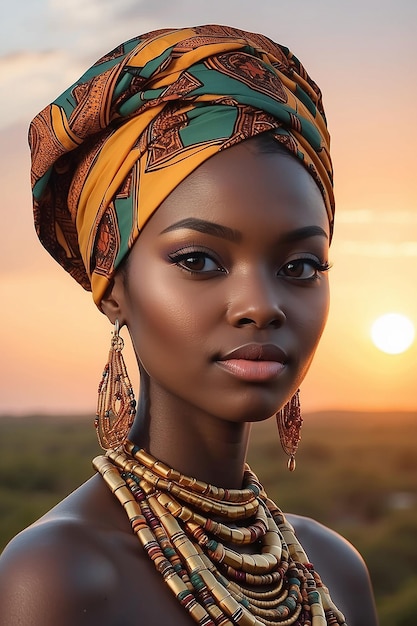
left=95, top=319, right=136, bottom=450
left=276, top=389, right=302, bottom=471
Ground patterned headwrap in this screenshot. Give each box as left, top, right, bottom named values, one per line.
left=29, top=25, right=334, bottom=306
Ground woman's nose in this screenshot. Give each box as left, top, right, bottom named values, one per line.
left=225, top=268, right=286, bottom=329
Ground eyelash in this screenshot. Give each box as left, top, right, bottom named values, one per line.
left=168, top=248, right=331, bottom=281
left=279, top=257, right=332, bottom=282
left=168, top=247, right=225, bottom=275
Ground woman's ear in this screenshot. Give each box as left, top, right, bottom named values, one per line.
left=100, top=272, right=127, bottom=326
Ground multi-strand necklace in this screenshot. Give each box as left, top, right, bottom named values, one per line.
left=93, top=442, right=347, bottom=625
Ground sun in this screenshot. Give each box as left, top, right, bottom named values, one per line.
left=371, top=313, right=415, bottom=354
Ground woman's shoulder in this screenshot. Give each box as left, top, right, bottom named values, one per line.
left=0, top=476, right=139, bottom=625
left=0, top=475, right=191, bottom=625
left=287, top=512, right=365, bottom=564
left=287, top=513, right=379, bottom=626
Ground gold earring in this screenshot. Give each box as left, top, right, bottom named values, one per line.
left=276, top=389, right=302, bottom=471
left=95, top=319, right=136, bottom=450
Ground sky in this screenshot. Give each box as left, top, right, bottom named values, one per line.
left=1, top=0, right=416, bottom=415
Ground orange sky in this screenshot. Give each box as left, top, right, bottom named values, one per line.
left=1, top=1, right=416, bottom=415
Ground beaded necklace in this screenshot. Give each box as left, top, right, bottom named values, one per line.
left=93, top=442, right=347, bottom=626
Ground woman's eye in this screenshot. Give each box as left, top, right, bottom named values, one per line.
left=170, top=251, right=225, bottom=274
left=279, top=258, right=330, bottom=280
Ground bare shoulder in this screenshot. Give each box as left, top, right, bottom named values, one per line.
left=0, top=475, right=191, bottom=626
left=287, top=512, right=370, bottom=574
left=0, top=520, right=104, bottom=625
left=287, top=513, right=379, bottom=626
left=0, top=482, right=123, bottom=626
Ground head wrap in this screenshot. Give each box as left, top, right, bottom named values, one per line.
left=29, top=25, right=334, bottom=306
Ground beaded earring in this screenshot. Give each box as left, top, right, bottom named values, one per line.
left=95, top=319, right=136, bottom=450
left=276, top=389, right=302, bottom=471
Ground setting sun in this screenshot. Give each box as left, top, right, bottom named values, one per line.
left=371, top=313, right=415, bottom=355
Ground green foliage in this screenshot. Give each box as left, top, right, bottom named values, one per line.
left=378, top=576, right=417, bottom=626
left=1, top=410, right=416, bottom=625
left=0, top=415, right=100, bottom=545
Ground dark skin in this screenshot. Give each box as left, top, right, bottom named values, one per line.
left=0, top=141, right=379, bottom=625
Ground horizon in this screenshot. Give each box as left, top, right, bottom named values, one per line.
left=1, top=408, right=416, bottom=420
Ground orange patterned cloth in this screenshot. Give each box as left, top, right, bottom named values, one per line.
left=29, top=25, right=334, bottom=305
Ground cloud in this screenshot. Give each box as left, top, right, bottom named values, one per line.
left=0, top=50, right=87, bottom=130
left=337, top=209, right=417, bottom=225
left=48, top=0, right=140, bottom=26
left=0, top=1, right=162, bottom=131
left=46, top=0, right=158, bottom=58
left=337, top=241, right=417, bottom=258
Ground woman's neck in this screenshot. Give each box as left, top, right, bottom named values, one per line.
left=128, top=396, right=251, bottom=489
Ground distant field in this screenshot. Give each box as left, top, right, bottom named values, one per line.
left=1, top=410, right=416, bottom=625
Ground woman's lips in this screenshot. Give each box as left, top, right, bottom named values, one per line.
left=216, top=359, right=285, bottom=382
left=216, top=343, right=287, bottom=382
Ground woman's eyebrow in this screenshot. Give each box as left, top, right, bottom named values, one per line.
left=278, top=225, right=329, bottom=243
left=160, top=218, right=242, bottom=243
left=161, top=220, right=328, bottom=244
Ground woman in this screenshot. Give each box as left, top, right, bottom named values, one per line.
left=0, top=25, right=379, bottom=625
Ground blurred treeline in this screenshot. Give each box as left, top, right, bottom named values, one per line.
left=1, top=410, right=416, bottom=625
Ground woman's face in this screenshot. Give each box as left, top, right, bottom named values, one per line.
left=109, top=140, right=330, bottom=425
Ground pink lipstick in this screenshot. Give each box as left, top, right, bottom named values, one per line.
left=216, top=343, right=287, bottom=382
